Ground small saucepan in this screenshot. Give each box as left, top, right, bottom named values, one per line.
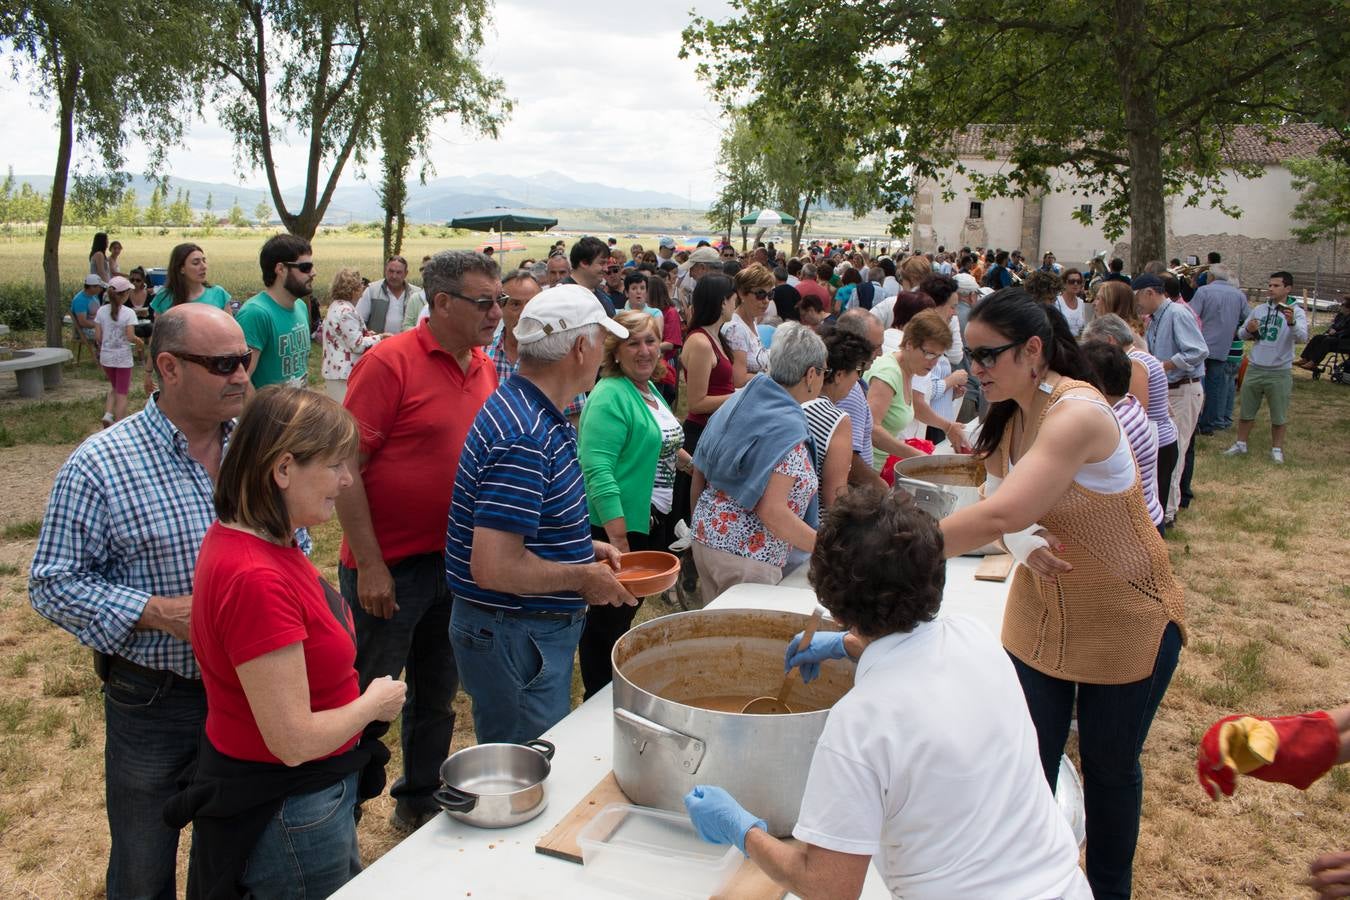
left=434, top=739, right=555, bottom=828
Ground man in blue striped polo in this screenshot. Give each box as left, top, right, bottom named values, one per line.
left=446, top=284, right=634, bottom=744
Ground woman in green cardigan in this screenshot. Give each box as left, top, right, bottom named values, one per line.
left=577, top=309, right=692, bottom=698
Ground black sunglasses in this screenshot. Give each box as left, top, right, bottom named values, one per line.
left=171, top=350, right=252, bottom=376
left=750, top=289, right=771, bottom=300
left=606, top=266, right=621, bottom=274
left=448, top=291, right=509, bottom=312
left=968, top=340, right=1025, bottom=368
left=1066, top=278, right=1083, bottom=284
left=283, top=261, right=315, bottom=273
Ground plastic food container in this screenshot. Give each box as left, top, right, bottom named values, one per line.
left=578, top=803, right=740, bottom=899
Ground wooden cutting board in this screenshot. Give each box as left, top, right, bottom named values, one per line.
left=535, top=771, right=790, bottom=900
left=974, top=553, right=1014, bottom=582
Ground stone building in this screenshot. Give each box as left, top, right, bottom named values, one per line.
left=908, top=124, right=1347, bottom=287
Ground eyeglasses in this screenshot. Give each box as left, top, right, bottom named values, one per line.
left=967, top=340, right=1025, bottom=368
left=448, top=291, right=509, bottom=312
left=283, top=261, right=315, bottom=273
left=750, top=289, right=771, bottom=300
left=1066, top=278, right=1082, bottom=284
left=606, top=267, right=621, bottom=274
left=916, top=348, right=943, bottom=361
left=171, top=351, right=252, bottom=376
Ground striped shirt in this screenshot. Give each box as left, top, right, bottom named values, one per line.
left=1111, top=394, right=1162, bottom=526
left=487, top=332, right=586, bottom=418
left=29, top=395, right=233, bottom=678
left=802, top=397, right=848, bottom=478
left=835, top=380, right=873, bottom=463
left=1128, top=349, right=1177, bottom=447
left=445, top=374, right=594, bottom=612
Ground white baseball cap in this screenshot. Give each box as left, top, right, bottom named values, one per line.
left=515, top=284, right=629, bottom=345
left=84, top=274, right=106, bottom=287
left=954, top=273, right=980, bottom=294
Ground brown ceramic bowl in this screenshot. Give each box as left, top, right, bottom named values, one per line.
left=615, top=551, right=680, bottom=597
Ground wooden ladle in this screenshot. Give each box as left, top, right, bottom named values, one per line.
left=742, top=609, right=824, bottom=715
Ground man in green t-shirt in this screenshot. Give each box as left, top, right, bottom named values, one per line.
left=236, top=234, right=315, bottom=389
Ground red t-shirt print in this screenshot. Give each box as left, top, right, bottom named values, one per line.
left=192, top=523, right=362, bottom=764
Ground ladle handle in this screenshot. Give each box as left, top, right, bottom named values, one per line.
left=777, top=608, right=824, bottom=704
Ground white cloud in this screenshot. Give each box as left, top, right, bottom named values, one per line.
left=0, top=0, right=735, bottom=204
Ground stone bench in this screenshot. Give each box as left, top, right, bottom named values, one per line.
left=0, top=347, right=75, bottom=398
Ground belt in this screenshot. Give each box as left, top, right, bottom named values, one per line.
left=100, top=652, right=203, bottom=689
left=1168, top=377, right=1201, bottom=388
left=466, top=601, right=586, bottom=623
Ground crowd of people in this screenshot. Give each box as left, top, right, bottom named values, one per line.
left=28, top=230, right=1348, bottom=900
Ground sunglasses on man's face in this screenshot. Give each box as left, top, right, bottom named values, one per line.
left=606, top=267, right=621, bottom=274
left=283, top=261, right=315, bottom=273
left=171, top=350, right=252, bottom=376
left=448, top=291, right=509, bottom=313
left=1066, top=278, right=1082, bottom=285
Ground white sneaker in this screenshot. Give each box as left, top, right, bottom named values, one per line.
left=101, top=412, right=115, bottom=428
left=1271, top=448, right=1284, bottom=464
left=1222, top=442, right=1247, bottom=456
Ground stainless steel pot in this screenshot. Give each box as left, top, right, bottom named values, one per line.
left=611, top=609, right=855, bottom=836
left=892, top=453, right=1002, bottom=555
left=434, top=739, right=554, bottom=828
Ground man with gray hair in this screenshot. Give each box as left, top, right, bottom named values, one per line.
left=336, top=249, right=503, bottom=831
left=795, top=262, right=832, bottom=315
left=31, top=304, right=250, bottom=897
left=1188, top=263, right=1248, bottom=434
left=446, top=284, right=633, bottom=745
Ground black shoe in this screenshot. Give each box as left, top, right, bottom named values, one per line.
left=389, top=803, right=439, bottom=834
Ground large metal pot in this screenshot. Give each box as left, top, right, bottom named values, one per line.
left=611, top=609, right=855, bottom=836
left=434, top=739, right=554, bottom=828
left=892, top=453, right=1002, bottom=555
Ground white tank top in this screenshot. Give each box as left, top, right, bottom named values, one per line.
left=1054, top=395, right=1137, bottom=493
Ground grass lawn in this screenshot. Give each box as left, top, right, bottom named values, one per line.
left=0, top=296, right=1346, bottom=896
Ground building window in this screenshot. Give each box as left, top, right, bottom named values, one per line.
left=1079, top=203, right=1093, bottom=217
left=968, top=201, right=982, bottom=219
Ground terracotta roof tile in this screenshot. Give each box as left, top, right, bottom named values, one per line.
left=951, top=123, right=1335, bottom=164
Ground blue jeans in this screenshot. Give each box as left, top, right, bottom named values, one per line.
left=1216, top=359, right=1240, bottom=429
left=240, top=772, right=361, bottom=899
left=102, top=659, right=206, bottom=900
left=450, top=599, right=585, bottom=744
left=1200, top=358, right=1239, bottom=431
left=341, top=553, right=457, bottom=817
left=1011, top=622, right=1182, bottom=900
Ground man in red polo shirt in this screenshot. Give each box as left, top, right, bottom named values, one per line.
left=336, top=250, right=502, bottom=831
left=795, top=262, right=832, bottom=314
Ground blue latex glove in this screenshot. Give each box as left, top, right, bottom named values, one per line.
left=683, top=785, right=766, bottom=856
left=784, top=630, right=847, bottom=684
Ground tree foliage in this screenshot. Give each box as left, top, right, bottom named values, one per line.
left=1288, top=156, right=1350, bottom=248
left=707, top=110, right=770, bottom=249
left=684, top=0, right=1349, bottom=270
left=203, top=0, right=508, bottom=241
left=369, top=0, right=510, bottom=259
left=1, top=0, right=203, bottom=344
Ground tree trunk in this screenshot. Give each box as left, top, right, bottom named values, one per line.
left=1114, top=0, right=1166, bottom=272
left=43, top=58, right=81, bottom=348
left=394, top=211, right=405, bottom=256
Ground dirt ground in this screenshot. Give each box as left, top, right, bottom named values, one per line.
left=0, top=370, right=1346, bottom=898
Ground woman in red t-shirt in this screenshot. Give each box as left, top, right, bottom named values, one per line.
left=190, top=386, right=405, bottom=897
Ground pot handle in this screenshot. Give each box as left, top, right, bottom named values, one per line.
left=433, top=785, right=477, bottom=813
left=613, top=708, right=706, bottom=775
left=524, top=739, right=555, bottom=761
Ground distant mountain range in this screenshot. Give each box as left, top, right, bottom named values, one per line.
left=10, top=171, right=709, bottom=223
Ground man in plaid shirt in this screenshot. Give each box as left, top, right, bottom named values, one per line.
left=30, top=304, right=251, bottom=900
left=486, top=271, right=587, bottom=420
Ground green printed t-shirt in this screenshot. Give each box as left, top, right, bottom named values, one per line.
left=149, top=283, right=232, bottom=316
left=236, top=291, right=310, bottom=388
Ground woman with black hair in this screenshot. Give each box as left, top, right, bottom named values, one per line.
left=939, top=288, right=1186, bottom=900
left=90, top=232, right=111, bottom=284
left=673, top=274, right=736, bottom=527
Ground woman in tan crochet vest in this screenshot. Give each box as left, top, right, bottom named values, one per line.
left=940, top=288, right=1185, bottom=900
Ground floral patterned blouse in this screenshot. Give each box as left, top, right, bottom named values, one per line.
left=692, top=441, right=816, bottom=567
left=322, top=299, right=382, bottom=381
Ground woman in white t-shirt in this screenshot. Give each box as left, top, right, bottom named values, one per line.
left=1055, top=268, right=1087, bottom=337
left=93, top=275, right=143, bottom=426
left=684, top=488, right=1090, bottom=900
left=722, top=264, right=775, bottom=386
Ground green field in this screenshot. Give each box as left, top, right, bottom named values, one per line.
left=0, top=226, right=569, bottom=303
